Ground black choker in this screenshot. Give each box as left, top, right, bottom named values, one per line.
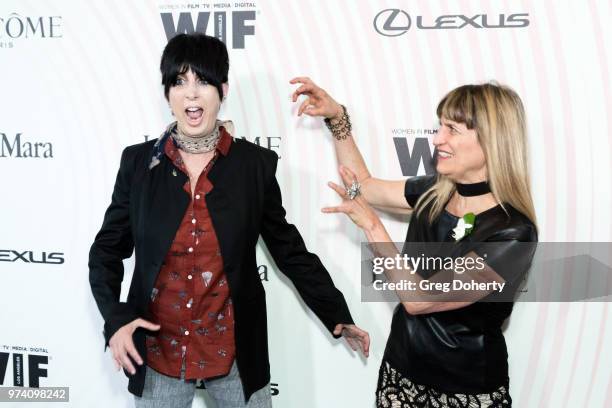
left=456, top=181, right=491, bottom=197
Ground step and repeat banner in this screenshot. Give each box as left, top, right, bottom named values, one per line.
left=1, top=1, right=611, bottom=407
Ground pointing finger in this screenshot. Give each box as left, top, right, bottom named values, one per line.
left=135, top=319, right=161, bottom=332
left=321, top=206, right=347, bottom=214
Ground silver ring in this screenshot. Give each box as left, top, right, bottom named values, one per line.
left=346, top=180, right=361, bottom=200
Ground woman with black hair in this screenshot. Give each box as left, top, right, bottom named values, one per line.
left=89, top=34, right=370, bottom=408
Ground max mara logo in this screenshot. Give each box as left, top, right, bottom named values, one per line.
left=1, top=133, right=53, bottom=158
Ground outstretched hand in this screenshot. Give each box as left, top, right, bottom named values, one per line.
left=322, top=165, right=380, bottom=232
left=334, top=323, right=370, bottom=358
left=290, top=76, right=343, bottom=119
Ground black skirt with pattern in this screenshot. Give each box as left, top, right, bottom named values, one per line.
left=376, top=361, right=512, bottom=408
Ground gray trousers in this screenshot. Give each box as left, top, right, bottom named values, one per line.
left=134, top=361, right=272, bottom=408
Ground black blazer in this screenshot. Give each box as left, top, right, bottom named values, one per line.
left=89, top=136, right=354, bottom=399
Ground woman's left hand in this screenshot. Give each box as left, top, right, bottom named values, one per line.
left=323, top=165, right=381, bottom=232
left=333, top=323, right=370, bottom=357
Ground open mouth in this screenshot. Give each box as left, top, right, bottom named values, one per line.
left=437, top=150, right=453, bottom=159
left=185, top=107, right=204, bottom=126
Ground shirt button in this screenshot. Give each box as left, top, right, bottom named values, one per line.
left=184, top=330, right=190, bottom=336
left=191, top=218, right=196, bottom=224
left=195, top=194, right=201, bottom=199
left=188, top=247, right=193, bottom=253
left=187, top=274, right=192, bottom=280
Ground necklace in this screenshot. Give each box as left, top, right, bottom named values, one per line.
left=455, top=181, right=491, bottom=197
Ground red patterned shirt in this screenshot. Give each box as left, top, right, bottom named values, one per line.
left=146, top=127, right=235, bottom=380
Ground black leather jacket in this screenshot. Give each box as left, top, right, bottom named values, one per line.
left=383, top=175, right=538, bottom=394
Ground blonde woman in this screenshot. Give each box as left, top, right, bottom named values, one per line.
left=290, top=79, right=537, bottom=407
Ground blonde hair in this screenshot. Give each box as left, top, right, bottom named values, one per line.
left=416, top=82, right=537, bottom=228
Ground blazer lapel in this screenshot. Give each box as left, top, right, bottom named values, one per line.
left=142, top=157, right=190, bottom=294
left=205, top=153, right=237, bottom=278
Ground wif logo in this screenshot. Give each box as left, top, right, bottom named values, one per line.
left=0, top=346, right=49, bottom=388
left=161, top=11, right=256, bottom=48
left=392, top=129, right=437, bottom=176
left=374, top=9, right=529, bottom=36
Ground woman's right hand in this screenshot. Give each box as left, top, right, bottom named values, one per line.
left=290, top=77, right=343, bottom=120
left=108, top=318, right=160, bottom=375
left=323, top=165, right=382, bottom=232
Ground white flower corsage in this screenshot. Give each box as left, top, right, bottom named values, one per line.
left=452, top=212, right=475, bottom=241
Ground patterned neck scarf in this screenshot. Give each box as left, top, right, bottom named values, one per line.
left=173, top=122, right=221, bottom=154
left=148, top=120, right=234, bottom=170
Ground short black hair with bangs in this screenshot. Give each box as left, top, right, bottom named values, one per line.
left=160, top=33, right=229, bottom=101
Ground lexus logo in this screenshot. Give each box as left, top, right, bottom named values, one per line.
left=373, top=9, right=411, bottom=37
left=373, top=10, right=529, bottom=36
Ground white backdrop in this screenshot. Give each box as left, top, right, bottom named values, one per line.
left=1, top=1, right=611, bottom=407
